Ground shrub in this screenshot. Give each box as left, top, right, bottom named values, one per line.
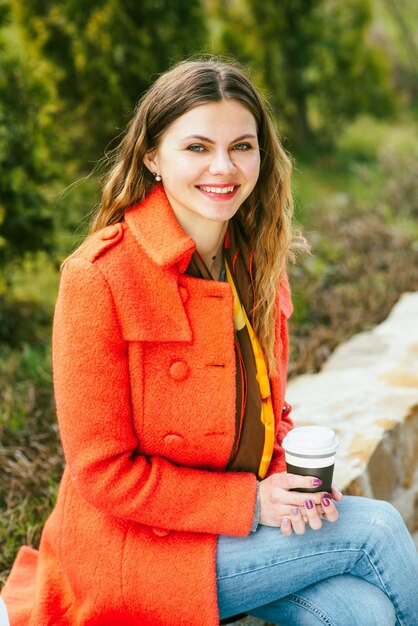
left=288, top=203, right=418, bottom=376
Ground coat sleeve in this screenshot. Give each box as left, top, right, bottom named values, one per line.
left=266, top=274, right=294, bottom=477
left=53, top=257, right=256, bottom=537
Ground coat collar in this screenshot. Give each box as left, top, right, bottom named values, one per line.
left=124, top=184, right=196, bottom=273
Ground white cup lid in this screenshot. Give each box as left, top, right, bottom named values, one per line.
left=282, top=426, right=338, bottom=456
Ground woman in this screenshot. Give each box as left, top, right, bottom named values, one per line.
left=1, top=58, right=417, bottom=626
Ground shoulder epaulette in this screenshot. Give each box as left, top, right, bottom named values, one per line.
left=66, top=223, right=124, bottom=265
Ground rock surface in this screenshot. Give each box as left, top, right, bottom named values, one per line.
left=286, top=291, right=418, bottom=534
left=226, top=292, right=418, bottom=626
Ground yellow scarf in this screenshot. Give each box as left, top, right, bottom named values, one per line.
left=225, top=260, right=275, bottom=479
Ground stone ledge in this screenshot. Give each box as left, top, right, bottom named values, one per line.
left=286, top=291, right=418, bottom=533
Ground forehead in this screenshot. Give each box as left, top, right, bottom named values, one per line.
left=164, top=100, right=258, bottom=140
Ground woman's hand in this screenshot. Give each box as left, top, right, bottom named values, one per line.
left=259, top=472, right=342, bottom=536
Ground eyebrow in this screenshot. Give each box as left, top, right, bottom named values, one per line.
left=181, top=133, right=257, bottom=144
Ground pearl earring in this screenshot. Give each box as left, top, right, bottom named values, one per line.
left=154, top=173, right=162, bottom=182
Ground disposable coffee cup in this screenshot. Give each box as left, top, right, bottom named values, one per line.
left=282, top=426, right=338, bottom=493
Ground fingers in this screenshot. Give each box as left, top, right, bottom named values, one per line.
left=280, top=496, right=339, bottom=536
left=272, top=472, right=324, bottom=492
left=303, top=499, right=323, bottom=530
left=280, top=507, right=306, bottom=536
left=321, top=494, right=339, bottom=523
left=331, top=486, right=344, bottom=502
left=270, top=475, right=342, bottom=512
left=299, top=503, right=324, bottom=522
left=290, top=507, right=306, bottom=535
left=297, top=495, right=338, bottom=530
left=280, top=517, right=292, bottom=536
left=279, top=488, right=327, bottom=508
left=259, top=473, right=341, bottom=530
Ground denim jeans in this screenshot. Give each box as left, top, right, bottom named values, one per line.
left=216, top=496, right=418, bottom=626
left=0, top=597, right=9, bottom=626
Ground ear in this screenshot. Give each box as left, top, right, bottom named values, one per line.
left=143, top=150, right=158, bottom=175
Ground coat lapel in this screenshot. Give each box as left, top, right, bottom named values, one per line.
left=105, top=185, right=195, bottom=343
left=125, top=184, right=196, bottom=273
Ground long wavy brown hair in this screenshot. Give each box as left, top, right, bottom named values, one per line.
left=91, top=58, right=305, bottom=373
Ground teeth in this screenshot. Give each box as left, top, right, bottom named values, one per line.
left=199, top=185, right=235, bottom=194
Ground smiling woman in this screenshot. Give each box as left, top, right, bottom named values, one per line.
left=143, top=100, right=260, bottom=279
left=1, top=58, right=418, bottom=626
left=93, top=58, right=297, bottom=374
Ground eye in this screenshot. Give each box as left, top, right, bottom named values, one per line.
left=187, top=144, right=206, bottom=152
left=232, top=143, right=252, bottom=151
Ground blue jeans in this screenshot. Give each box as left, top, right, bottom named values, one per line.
left=0, top=597, right=9, bottom=626
left=216, top=497, right=418, bottom=625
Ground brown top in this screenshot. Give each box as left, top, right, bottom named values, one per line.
left=186, top=219, right=265, bottom=476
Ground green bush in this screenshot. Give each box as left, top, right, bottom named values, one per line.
left=0, top=10, right=58, bottom=264
left=336, top=116, right=418, bottom=164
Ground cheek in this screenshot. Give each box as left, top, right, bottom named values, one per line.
left=238, top=152, right=260, bottom=178
left=245, top=158, right=261, bottom=184
left=162, top=155, right=207, bottom=183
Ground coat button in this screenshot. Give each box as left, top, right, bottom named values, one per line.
left=169, top=360, right=189, bottom=381
left=178, top=286, right=189, bottom=302
left=100, top=224, right=120, bottom=240
left=164, top=433, right=184, bottom=445
left=152, top=527, right=171, bottom=537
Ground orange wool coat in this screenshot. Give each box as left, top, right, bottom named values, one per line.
left=1, top=185, right=294, bottom=626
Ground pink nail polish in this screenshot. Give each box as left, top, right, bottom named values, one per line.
left=282, top=518, right=290, bottom=527
left=305, top=500, right=314, bottom=510
left=291, top=507, right=298, bottom=515
left=322, top=497, right=331, bottom=507
left=312, top=479, right=322, bottom=487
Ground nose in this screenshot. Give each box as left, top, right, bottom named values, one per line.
left=208, top=150, right=236, bottom=176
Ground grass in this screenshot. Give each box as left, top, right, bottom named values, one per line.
left=0, top=341, right=63, bottom=585
left=292, top=115, right=418, bottom=225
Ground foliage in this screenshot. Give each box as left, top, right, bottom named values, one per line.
left=377, top=150, right=418, bottom=221
left=376, top=0, right=418, bottom=105
left=215, top=0, right=395, bottom=149
left=288, top=205, right=418, bottom=376
left=288, top=118, right=418, bottom=374
left=0, top=4, right=56, bottom=341
left=14, top=0, right=208, bottom=162
left=0, top=4, right=57, bottom=268
left=0, top=341, right=62, bottom=586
